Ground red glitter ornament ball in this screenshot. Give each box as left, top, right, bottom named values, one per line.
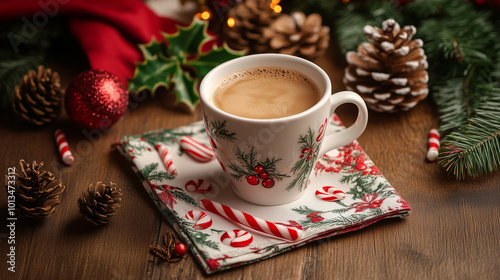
left=65, top=69, right=128, bottom=130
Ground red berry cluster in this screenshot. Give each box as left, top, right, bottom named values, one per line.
left=306, top=212, right=324, bottom=223
left=246, top=165, right=275, bottom=188
left=300, top=145, right=315, bottom=161
left=343, top=152, right=380, bottom=175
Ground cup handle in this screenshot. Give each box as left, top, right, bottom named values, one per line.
left=318, top=91, right=368, bottom=156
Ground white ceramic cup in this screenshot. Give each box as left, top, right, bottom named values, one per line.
left=200, top=54, right=368, bottom=205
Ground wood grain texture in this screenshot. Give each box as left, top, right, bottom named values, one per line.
left=1, top=39, right=500, bottom=280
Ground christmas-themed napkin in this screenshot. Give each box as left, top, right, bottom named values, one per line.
left=115, top=115, right=411, bottom=274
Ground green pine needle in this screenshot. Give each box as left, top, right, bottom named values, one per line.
left=439, top=93, right=500, bottom=179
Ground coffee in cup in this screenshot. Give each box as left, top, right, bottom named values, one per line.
left=211, top=67, right=322, bottom=119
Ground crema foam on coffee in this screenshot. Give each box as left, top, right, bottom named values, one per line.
left=212, top=67, right=322, bottom=119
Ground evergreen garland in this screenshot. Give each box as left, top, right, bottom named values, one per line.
left=283, top=0, right=500, bottom=179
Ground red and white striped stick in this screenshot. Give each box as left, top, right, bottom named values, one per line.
left=54, top=129, right=74, bottom=166
left=200, top=199, right=304, bottom=241
left=427, top=128, right=440, bottom=162
left=155, top=144, right=178, bottom=175
left=180, top=136, right=214, bottom=163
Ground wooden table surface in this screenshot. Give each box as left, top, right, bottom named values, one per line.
left=1, top=40, right=500, bottom=280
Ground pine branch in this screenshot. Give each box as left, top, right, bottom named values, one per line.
left=170, top=189, right=197, bottom=206
left=331, top=1, right=402, bottom=54
left=0, top=56, right=41, bottom=110
left=432, top=77, right=470, bottom=133
left=140, top=163, right=159, bottom=179
left=210, top=120, right=236, bottom=141
left=140, top=162, right=175, bottom=181
left=292, top=205, right=320, bottom=215
left=149, top=169, right=175, bottom=182
left=438, top=92, right=500, bottom=179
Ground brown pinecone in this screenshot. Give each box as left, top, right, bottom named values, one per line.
left=4, top=160, right=65, bottom=218
left=78, top=182, right=122, bottom=226
left=262, top=11, right=330, bottom=60
left=343, top=19, right=429, bottom=113
left=13, top=65, right=63, bottom=125
left=224, top=0, right=279, bottom=53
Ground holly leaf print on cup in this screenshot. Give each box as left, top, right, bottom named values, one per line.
left=227, top=147, right=289, bottom=188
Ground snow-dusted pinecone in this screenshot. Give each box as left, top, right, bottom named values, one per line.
left=343, top=19, right=429, bottom=112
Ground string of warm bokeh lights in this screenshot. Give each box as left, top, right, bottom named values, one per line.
left=195, top=0, right=283, bottom=26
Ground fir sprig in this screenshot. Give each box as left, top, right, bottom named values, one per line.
left=438, top=92, right=500, bottom=179
left=227, top=147, right=288, bottom=181
left=141, top=163, right=175, bottom=182
left=288, top=128, right=319, bottom=191
left=208, top=120, right=237, bottom=142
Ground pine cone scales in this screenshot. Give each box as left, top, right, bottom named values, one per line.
left=78, top=182, right=122, bottom=226
left=263, top=12, right=330, bottom=59
left=224, top=0, right=278, bottom=53
left=344, top=19, right=429, bottom=112
left=5, top=160, right=65, bottom=217
left=13, top=65, right=63, bottom=125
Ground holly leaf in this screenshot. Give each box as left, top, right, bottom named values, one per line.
left=171, top=64, right=198, bottom=111
left=187, top=43, right=245, bottom=77
left=128, top=17, right=246, bottom=113
left=166, top=19, right=209, bottom=57
left=128, top=54, right=176, bottom=94
left=139, top=40, right=168, bottom=59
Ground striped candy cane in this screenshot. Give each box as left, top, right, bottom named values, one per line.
left=155, top=144, right=178, bottom=175
left=220, top=229, right=253, bottom=247
left=54, top=129, right=74, bottom=166
left=200, top=199, right=304, bottom=241
left=180, top=136, right=214, bottom=163
left=427, top=128, right=440, bottom=162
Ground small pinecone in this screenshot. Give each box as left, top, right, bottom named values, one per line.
left=13, top=65, right=63, bottom=125
left=262, top=11, right=330, bottom=60
left=224, top=0, right=279, bottom=53
left=343, top=19, right=429, bottom=112
left=78, top=182, right=122, bottom=226
left=4, top=160, right=65, bottom=218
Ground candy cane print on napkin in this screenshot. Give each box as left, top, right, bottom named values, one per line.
left=200, top=199, right=304, bottom=241
left=155, top=143, right=178, bottom=175
left=180, top=135, right=214, bottom=162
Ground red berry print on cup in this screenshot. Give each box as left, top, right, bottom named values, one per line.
left=262, top=178, right=275, bottom=188
left=258, top=172, right=269, bottom=179
left=228, top=147, right=288, bottom=189
left=254, top=165, right=264, bottom=173
left=246, top=175, right=259, bottom=185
